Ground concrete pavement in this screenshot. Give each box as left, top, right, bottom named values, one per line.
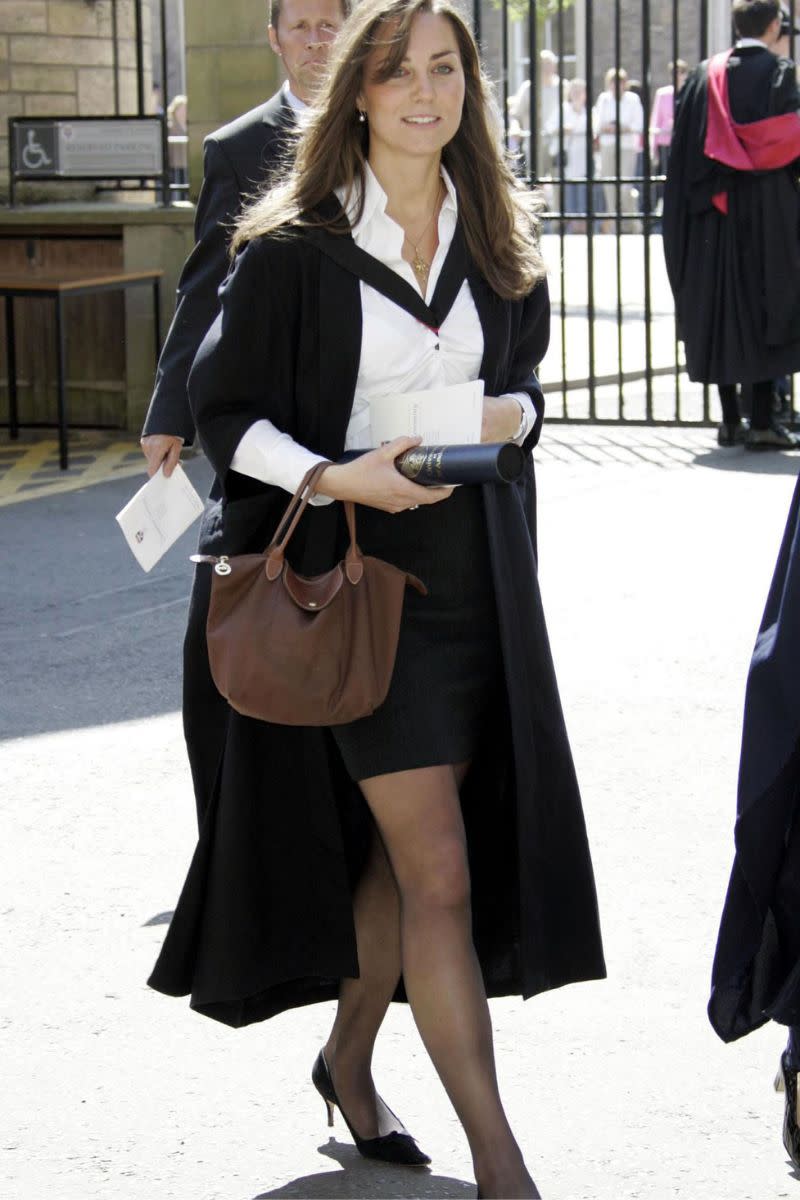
left=3, top=426, right=800, bottom=1199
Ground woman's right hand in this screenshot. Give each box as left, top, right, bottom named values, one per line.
left=316, top=436, right=454, bottom=513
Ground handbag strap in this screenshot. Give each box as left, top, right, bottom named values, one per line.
left=265, top=461, right=363, bottom=584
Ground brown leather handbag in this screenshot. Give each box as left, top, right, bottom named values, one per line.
left=193, top=462, right=426, bottom=726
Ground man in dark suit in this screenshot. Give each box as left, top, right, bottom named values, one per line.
left=140, top=0, right=348, bottom=477
left=141, top=0, right=347, bottom=828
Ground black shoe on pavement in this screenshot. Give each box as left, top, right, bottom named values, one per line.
left=311, top=1050, right=431, bottom=1166
left=717, top=420, right=749, bottom=447
left=745, top=420, right=800, bottom=451
left=775, top=1051, right=800, bottom=1169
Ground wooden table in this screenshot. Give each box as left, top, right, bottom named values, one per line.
left=0, top=267, right=163, bottom=470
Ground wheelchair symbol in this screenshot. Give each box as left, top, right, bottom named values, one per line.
left=22, top=130, right=53, bottom=171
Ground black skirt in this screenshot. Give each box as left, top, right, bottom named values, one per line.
left=331, top=484, right=503, bottom=781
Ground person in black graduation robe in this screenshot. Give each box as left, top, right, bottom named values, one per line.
left=148, top=224, right=606, bottom=1019
left=663, top=2, right=800, bottom=449
left=709, top=469, right=800, bottom=1166
left=148, top=1, right=605, bottom=1191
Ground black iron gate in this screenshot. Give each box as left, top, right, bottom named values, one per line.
left=472, top=0, right=797, bottom=424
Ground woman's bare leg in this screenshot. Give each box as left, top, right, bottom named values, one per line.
left=359, top=764, right=539, bottom=1199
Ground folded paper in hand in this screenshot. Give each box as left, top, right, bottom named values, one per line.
left=116, top=464, right=205, bottom=572
left=368, top=380, right=484, bottom=447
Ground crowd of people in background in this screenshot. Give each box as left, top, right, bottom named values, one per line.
left=506, top=48, right=690, bottom=231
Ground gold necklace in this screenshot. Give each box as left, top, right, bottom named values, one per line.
left=403, top=184, right=444, bottom=280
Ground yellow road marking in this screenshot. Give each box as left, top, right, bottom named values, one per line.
left=0, top=438, right=145, bottom=508
left=72, top=441, right=143, bottom=488
left=0, top=442, right=55, bottom=500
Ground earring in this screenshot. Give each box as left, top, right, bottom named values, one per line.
left=358, top=109, right=366, bottom=123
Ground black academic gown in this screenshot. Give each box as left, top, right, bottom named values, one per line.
left=710, top=472, right=800, bottom=1042
left=147, top=221, right=606, bottom=1028
left=143, top=91, right=295, bottom=444
left=663, top=48, right=800, bottom=385
left=143, top=92, right=296, bottom=826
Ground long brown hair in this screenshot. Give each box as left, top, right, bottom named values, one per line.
left=233, top=0, right=544, bottom=299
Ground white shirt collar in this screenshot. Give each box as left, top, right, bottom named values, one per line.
left=338, top=162, right=458, bottom=237
left=282, top=80, right=308, bottom=113
left=735, top=37, right=771, bottom=50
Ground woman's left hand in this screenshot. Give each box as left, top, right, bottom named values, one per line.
left=481, top=395, right=521, bottom=443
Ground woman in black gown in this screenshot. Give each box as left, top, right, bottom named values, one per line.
left=148, top=1, right=605, bottom=1195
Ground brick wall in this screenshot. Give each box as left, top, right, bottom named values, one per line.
left=0, top=0, right=152, bottom=196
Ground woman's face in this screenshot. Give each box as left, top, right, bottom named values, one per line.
left=357, top=12, right=466, bottom=166
left=569, top=83, right=585, bottom=111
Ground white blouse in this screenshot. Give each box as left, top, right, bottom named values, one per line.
left=229, top=164, right=535, bottom=501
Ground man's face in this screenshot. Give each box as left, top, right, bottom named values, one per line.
left=269, top=0, right=345, bottom=102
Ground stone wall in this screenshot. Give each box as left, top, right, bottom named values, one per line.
left=0, top=0, right=153, bottom=198
left=185, top=0, right=280, bottom=201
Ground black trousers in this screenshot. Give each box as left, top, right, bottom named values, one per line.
left=718, top=380, right=774, bottom=429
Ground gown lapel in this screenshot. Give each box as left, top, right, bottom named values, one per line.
left=305, top=201, right=469, bottom=332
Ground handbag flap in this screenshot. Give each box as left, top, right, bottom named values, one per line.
left=281, top=562, right=345, bottom=611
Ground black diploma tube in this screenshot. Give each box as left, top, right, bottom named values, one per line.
left=339, top=443, right=525, bottom=485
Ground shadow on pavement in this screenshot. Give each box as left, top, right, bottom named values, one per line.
left=693, top=447, right=800, bottom=475
left=143, top=910, right=173, bottom=927
left=254, top=1138, right=474, bottom=1198
left=0, top=455, right=214, bottom=742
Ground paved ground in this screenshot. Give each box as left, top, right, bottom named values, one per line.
left=0, top=430, right=146, bottom=507
left=3, top=426, right=800, bottom=1200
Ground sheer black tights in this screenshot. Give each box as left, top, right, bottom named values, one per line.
left=325, top=763, right=539, bottom=1199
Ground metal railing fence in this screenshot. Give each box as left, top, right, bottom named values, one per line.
left=474, top=0, right=798, bottom=425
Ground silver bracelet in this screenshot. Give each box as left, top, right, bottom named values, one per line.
left=508, top=397, right=528, bottom=442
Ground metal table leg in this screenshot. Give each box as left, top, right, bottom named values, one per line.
left=55, top=294, right=68, bottom=470
left=6, top=295, right=18, bottom=440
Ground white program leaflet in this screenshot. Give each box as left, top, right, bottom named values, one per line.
left=116, top=464, right=204, bottom=573
left=368, top=380, right=484, bottom=447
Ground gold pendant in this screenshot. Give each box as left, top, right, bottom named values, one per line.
left=412, top=251, right=429, bottom=278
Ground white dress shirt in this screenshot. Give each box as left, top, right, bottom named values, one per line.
left=544, top=100, right=590, bottom=176
left=230, top=163, right=535, bottom=500
left=593, top=90, right=644, bottom=150
left=281, top=81, right=308, bottom=114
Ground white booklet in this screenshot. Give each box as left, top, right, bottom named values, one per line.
left=116, top=464, right=205, bottom=573
left=368, top=379, right=484, bottom=447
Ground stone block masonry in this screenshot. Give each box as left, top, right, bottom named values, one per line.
left=0, top=0, right=152, bottom=201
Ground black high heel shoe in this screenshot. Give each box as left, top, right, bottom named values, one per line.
left=312, top=1049, right=431, bottom=1166
left=775, top=1050, right=800, bottom=1169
